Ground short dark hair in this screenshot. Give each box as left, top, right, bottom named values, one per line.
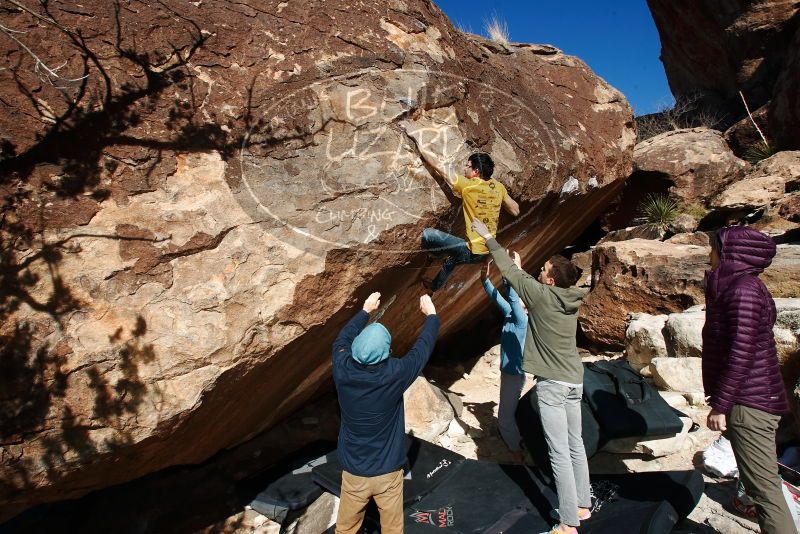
left=547, top=255, right=580, bottom=288
left=468, top=153, right=494, bottom=179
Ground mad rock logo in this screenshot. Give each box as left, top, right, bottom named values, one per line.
left=410, top=506, right=455, bottom=528
left=237, top=67, right=554, bottom=256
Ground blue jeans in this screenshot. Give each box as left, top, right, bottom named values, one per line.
left=421, top=228, right=486, bottom=291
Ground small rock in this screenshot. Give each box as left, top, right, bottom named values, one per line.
left=664, top=308, right=705, bottom=358
left=649, top=356, right=704, bottom=393
left=669, top=213, right=699, bottom=234
left=625, top=313, right=668, bottom=371
left=602, top=416, right=692, bottom=457
left=447, top=419, right=466, bottom=437
left=404, top=376, right=455, bottom=441
left=683, top=391, right=708, bottom=407
left=658, top=390, right=689, bottom=409
left=284, top=493, right=338, bottom=534
left=666, top=231, right=709, bottom=246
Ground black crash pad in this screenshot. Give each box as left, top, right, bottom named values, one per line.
left=318, top=436, right=703, bottom=534
left=238, top=441, right=336, bottom=523
left=312, top=435, right=465, bottom=507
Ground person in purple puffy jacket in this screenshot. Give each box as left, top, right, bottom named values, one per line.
left=702, top=226, right=793, bottom=533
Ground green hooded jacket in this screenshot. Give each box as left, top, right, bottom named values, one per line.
left=486, top=239, right=585, bottom=384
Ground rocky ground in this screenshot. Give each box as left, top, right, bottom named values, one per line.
left=208, top=346, right=765, bottom=534
left=424, top=348, right=760, bottom=534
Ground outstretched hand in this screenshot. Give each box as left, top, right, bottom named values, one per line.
left=480, top=257, right=492, bottom=280
left=419, top=294, right=436, bottom=316
left=471, top=219, right=492, bottom=240
left=363, top=292, right=381, bottom=313
left=511, top=250, right=522, bottom=269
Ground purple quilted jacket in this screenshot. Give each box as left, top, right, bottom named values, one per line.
left=701, top=226, right=788, bottom=415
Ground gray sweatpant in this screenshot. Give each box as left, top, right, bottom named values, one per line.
left=498, top=372, right=525, bottom=452
left=537, top=380, right=592, bottom=527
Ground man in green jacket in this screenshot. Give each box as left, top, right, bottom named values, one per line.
left=471, top=219, right=590, bottom=534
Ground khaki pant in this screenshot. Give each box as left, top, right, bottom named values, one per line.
left=727, top=404, right=795, bottom=534
left=336, top=469, right=404, bottom=534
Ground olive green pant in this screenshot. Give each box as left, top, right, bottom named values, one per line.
left=727, top=404, right=795, bottom=534
left=335, top=469, right=404, bottom=534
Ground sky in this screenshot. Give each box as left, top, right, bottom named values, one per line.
left=433, top=0, right=673, bottom=116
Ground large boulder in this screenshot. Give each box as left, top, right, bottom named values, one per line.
left=580, top=239, right=708, bottom=349
left=647, top=0, right=800, bottom=115
left=762, top=245, right=800, bottom=299
left=633, top=128, right=748, bottom=208
left=769, top=25, right=800, bottom=150
left=0, top=0, right=635, bottom=519
left=711, top=151, right=800, bottom=211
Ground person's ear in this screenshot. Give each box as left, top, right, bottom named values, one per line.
left=545, top=276, right=556, bottom=286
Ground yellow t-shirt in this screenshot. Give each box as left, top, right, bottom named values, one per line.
left=453, top=174, right=508, bottom=254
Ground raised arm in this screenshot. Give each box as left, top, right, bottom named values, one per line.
left=401, top=122, right=457, bottom=187
left=399, top=295, right=440, bottom=389
left=481, top=259, right=511, bottom=315
left=417, top=148, right=457, bottom=187
left=471, top=219, right=545, bottom=306
left=505, top=283, right=527, bottom=324
left=332, top=292, right=380, bottom=366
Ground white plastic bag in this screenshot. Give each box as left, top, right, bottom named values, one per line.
left=702, top=435, right=738, bottom=478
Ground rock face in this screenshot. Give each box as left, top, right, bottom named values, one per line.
left=647, top=0, right=800, bottom=134
left=633, top=128, right=748, bottom=208
left=583, top=232, right=794, bottom=349
left=711, top=151, right=800, bottom=211
left=632, top=300, right=800, bottom=391
left=650, top=357, right=704, bottom=396
left=0, top=0, right=634, bottom=519
left=769, top=27, right=800, bottom=149
left=762, top=245, right=800, bottom=299
left=664, top=308, right=705, bottom=359
left=625, top=313, right=668, bottom=371
left=580, top=239, right=708, bottom=348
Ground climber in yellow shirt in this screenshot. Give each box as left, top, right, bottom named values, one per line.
left=411, top=145, right=520, bottom=291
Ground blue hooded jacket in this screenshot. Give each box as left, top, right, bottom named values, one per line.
left=332, top=310, right=439, bottom=476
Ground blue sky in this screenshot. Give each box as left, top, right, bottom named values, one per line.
left=434, top=0, right=673, bottom=116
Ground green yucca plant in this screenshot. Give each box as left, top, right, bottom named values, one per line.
left=744, top=140, right=778, bottom=165
left=639, top=193, right=678, bottom=231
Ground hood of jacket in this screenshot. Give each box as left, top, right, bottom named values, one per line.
left=547, top=285, right=586, bottom=314
left=706, top=226, right=776, bottom=302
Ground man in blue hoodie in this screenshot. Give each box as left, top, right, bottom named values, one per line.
left=333, top=292, right=439, bottom=534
